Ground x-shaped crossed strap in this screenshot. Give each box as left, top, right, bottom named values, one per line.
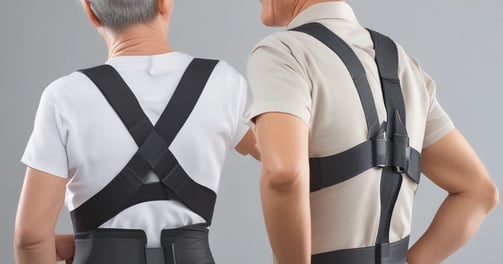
left=71, top=59, right=219, bottom=233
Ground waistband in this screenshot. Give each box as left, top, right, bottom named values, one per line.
left=312, top=236, right=409, bottom=264
left=73, top=225, right=214, bottom=264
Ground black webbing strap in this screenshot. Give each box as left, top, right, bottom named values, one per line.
left=309, top=125, right=421, bottom=191
left=291, top=23, right=421, bottom=192
left=369, top=29, right=421, bottom=184
left=368, top=29, right=406, bottom=131
left=311, top=236, right=409, bottom=264
left=290, top=23, right=381, bottom=138
left=71, top=59, right=219, bottom=233
left=368, top=29, right=407, bottom=249
left=290, top=23, right=417, bottom=263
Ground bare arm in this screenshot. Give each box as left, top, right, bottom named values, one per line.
left=407, top=129, right=499, bottom=264
left=14, top=167, right=71, bottom=264
left=255, top=113, right=311, bottom=264
left=235, top=128, right=261, bottom=161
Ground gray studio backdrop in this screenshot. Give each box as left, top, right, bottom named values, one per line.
left=0, top=0, right=501, bottom=263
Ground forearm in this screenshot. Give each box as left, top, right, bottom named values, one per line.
left=260, top=171, right=311, bottom=264
left=15, top=235, right=57, bottom=264
left=408, top=192, right=492, bottom=264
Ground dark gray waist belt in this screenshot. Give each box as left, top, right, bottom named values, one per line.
left=73, top=225, right=215, bottom=264
left=312, top=236, right=409, bottom=264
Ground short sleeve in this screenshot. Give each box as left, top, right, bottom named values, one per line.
left=231, top=74, right=253, bottom=147
left=21, top=87, right=69, bottom=178
left=247, top=35, right=311, bottom=126
left=422, top=71, right=455, bottom=148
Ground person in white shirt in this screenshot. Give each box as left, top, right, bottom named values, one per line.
left=14, top=0, right=258, bottom=263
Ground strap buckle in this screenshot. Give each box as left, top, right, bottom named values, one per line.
left=373, top=122, right=412, bottom=175
left=374, top=122, right=388, bottom=168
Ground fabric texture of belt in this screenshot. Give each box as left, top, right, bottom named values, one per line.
left=73, top=225, right=214, bottom=264
left=312, top=236, right=409, bottom=264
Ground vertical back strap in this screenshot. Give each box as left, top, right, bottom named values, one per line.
left=368, top=30, right=411, bottom=252
left=290, top=22, right=381, bottom=137
left=368, top=29, right=407, bottom=127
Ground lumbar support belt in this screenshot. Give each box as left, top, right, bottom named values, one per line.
left=291, top=23, right=422, bottom=264
left=72, top=224, right=214, bottom=264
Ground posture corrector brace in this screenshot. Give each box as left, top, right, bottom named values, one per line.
left=290, top=23, right=422, bottom=264
left=70, top=58, right=218, bottom=264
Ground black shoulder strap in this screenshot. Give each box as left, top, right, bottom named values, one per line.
left=80, top=65, right=153, bottom=145
left=155, top=59, right=219, bottom=144
left=290, top=22, right=381, bottom=138
left=366, top=30, right=408, bottom=247
left=71, top=59, right=219, bottom=232
left=290, top=22, right=421, bottom=262
left=368, top=29, right=406, bottom=132
left=368, top=30, right=421, bottom=183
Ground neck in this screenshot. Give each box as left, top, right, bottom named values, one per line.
left=292, top=0, right=345, bottom=22
left=103, top=23, right=172, bottom=58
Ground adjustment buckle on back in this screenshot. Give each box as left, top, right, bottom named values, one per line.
left=374, top=122, right=388, bottom=168
left=394, top=146, right=411, bottom=173
left=374, top=138, right=388, bottom=168
left=372, top=121, right=413, bottom=175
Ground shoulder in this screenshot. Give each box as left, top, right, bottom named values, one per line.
left=248, top=31, right=311, bottom=74
left=212, top=60, right=243, bottom=79
left=43, top=71, right=95, bottom=99
left=251, top=31, right=307, bottom=55
left=205, top=59, right=246, bottom=90
left=393, top=42, right=421, bottom=73
left=40, top=70, right=104, bottom=114
left=393, top=42, right=433, bottom=91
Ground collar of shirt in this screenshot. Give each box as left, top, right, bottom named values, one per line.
left=105, top=51, right=191, bottom=75
left=287, top=1, right=359, bottom=29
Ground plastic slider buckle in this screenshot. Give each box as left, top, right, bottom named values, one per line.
left=391, top=131, right=411, bottom=174
left=374, top=138, right=388, bottom=168
left=394, top=146, right=411, bottom=173
left=374, top=122, right=389, bottom=168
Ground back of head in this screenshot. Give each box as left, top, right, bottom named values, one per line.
left=88, top=0, right=158, bottom=32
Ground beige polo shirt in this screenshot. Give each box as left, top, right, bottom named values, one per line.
left=247, top=1, right=454, bottom=255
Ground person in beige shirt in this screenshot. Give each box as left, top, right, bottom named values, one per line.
left=247, top=1, right=499, bottom=264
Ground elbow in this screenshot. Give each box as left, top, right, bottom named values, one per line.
left=484, top=181, right=499, bottom=212
left=261, top=161, right=306, bottom=192
left=14, top=226, right=52, bottom=251
left=469, top=178, right=499, bottom=213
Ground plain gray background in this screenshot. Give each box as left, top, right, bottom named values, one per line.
left=1, top=0, right=501, bottom=263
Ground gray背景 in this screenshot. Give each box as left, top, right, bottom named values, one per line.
left=0, top=0, right=501, bottom=263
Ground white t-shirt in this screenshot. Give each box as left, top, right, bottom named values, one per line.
left=22, top=52, right=250, bottom=246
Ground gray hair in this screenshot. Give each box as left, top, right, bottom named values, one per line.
left=88, top=0, right=159, bottom=32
